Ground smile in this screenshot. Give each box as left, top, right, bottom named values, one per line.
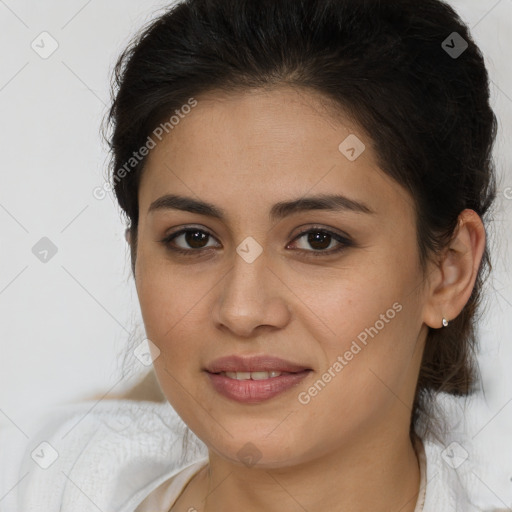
left=206, top=369, right=312, bottom=403
left=219, top=371, right=285, bottom=380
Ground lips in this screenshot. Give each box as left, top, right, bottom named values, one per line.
left=204, top=354, right=311, bottom=374
left=204, top=354, right=312, bottom=403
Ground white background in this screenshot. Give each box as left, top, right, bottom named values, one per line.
left=0, top=0, right=511, bottom=507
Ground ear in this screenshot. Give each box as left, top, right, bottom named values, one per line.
left=422, top=209, right=486, bottom=329
left=125, top=227, right=131, bottom=244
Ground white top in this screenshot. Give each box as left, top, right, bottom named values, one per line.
left=0, top=398, right=504, bottom=511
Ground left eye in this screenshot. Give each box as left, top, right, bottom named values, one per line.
left=160, top=226, right=352, bottom=257
left=288, top=228, right=352, bottom=256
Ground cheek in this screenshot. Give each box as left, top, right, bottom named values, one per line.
left=307, top=251, right=423, bottom=392
left=134, top=254, right=214, bottom=371
left=135, top=262, right=206, bottom=405
left=296, top=301, right=420, bottom=449
left=135, top=250, right=195, bottom=333
left=309, top=260, right=409, bottom=347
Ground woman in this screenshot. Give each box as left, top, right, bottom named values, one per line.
left=0, top=0, right=506, bottom=510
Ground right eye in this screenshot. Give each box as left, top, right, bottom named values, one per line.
left=160, top=227, right=221, bottom=256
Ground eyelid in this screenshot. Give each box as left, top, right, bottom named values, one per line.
left=163, top=224, right=350, bottom=240
left=161, top=224, right=353, bottom=256
left=287, top=226, right=352, bottom=256
left=289, top=224, right=351, bottom=242
left=160, top=225, right=221, bottom=247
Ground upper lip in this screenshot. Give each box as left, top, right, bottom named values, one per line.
left=205, top=355, right=311, bottom=373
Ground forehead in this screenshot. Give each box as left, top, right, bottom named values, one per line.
left=146, top=85, right=362, bottom=162
left=138, top=86, right=414, bottom=220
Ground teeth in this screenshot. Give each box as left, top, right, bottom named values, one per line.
left=222, top=371, right=283, bottom=380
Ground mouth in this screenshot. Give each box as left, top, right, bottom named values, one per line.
left=204, top=354, right=312, bottom=403
left=214, top=370, right=294, bottom=380
left=204, top=354, right=311, bottom=374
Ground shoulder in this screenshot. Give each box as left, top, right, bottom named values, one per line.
left=0, top=399, right=207, bottom=512
left=421, top=433, right=507, bottom=512
left=132, top=458, right=208, bottom=512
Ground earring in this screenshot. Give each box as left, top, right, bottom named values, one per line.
left=442, top=317, right=449, bottom=327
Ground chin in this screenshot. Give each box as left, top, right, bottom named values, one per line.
left=202, top=429, right=306, bottom=469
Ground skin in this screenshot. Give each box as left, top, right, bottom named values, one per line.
left=127, top=85, right=486, bottom=512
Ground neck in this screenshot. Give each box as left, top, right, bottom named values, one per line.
left=193, top=425, right=421, bottom=512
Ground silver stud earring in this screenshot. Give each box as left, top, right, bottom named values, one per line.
left=442, top=317, right=449, bottom=327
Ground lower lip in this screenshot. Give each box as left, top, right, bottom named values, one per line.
left=206, top=371, right=311, bottom=403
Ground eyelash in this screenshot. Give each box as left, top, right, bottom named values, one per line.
left=159, top=225, right=353, bottom=258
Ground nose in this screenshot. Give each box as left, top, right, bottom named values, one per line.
left=211, top=249, right=292, bottom=338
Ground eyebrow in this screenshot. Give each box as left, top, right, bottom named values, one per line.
left=148, top=193, right=375, bottom=221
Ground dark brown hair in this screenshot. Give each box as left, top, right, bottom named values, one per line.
left=103, top=0, right=498, bottom=441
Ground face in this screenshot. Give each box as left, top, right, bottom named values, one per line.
left=134, top=86, right=431, bottom=467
